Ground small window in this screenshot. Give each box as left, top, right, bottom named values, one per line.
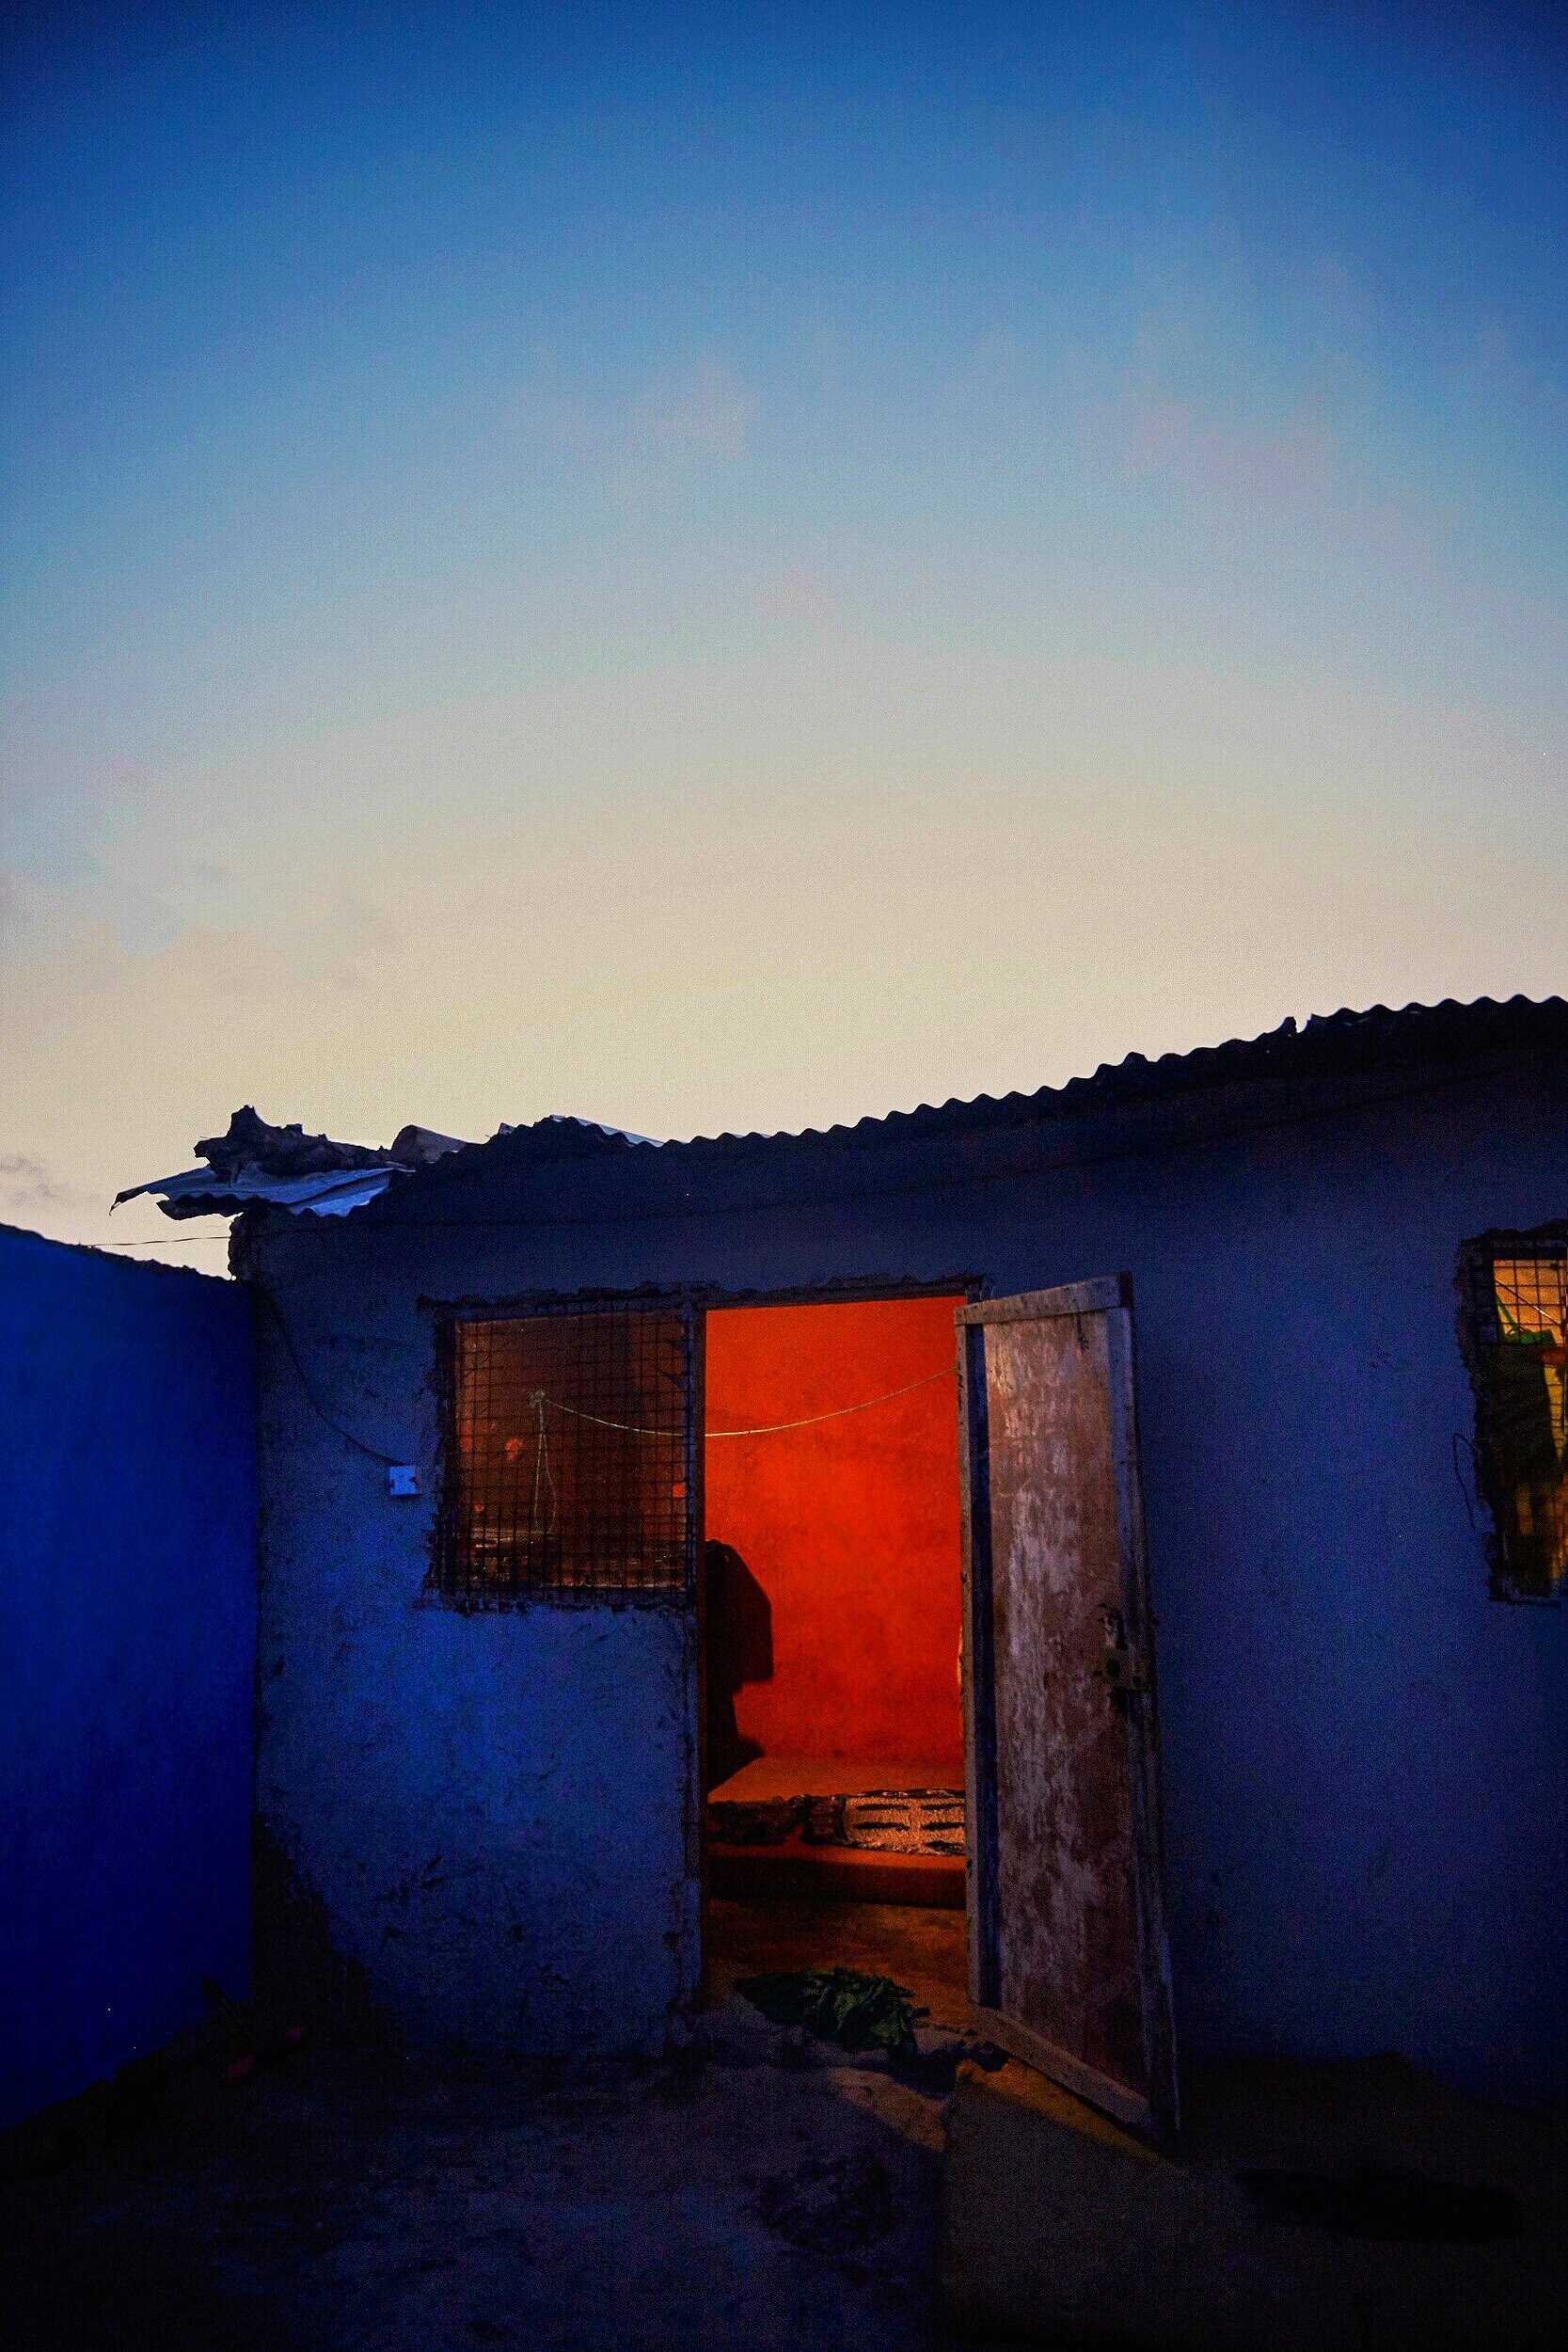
left=1463, top=1237, right=1567, bottom=1602
left=434, top=1301, right=695, bottom=1604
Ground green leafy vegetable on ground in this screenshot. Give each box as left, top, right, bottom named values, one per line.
left=736, top=1967, right=927, bottom=2060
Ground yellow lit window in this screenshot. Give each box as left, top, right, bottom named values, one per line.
left=1474, top=1250, right=1568, bottom=1600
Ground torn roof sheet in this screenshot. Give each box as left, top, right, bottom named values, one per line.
left=116, top=1107, right=658, bottom=1222
left=116, top=1164, right=403, bottom=1219
left=115, top=1105, right=473, bottom=1222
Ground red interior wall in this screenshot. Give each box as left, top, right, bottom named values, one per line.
left=705, top=1297, right=965, bottom=1774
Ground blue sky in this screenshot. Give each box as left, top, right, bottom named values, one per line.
left=3, top=1, right=1564, bottom=1253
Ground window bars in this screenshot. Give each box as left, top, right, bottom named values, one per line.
left=436, top=1302, right=696, bottom=1603
left=1465, top=1240, right=1568, bottom=1602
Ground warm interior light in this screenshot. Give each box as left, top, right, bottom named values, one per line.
left=705, top=1296, right=966, bottom=1773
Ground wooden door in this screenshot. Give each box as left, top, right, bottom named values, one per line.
left=957, top=1277, right=1178, bottom=2137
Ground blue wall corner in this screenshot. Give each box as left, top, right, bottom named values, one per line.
left=0, top=1226, right=258, bottom=2132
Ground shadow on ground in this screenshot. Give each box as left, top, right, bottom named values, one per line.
left=1, top=2000, right=959, bottom=2352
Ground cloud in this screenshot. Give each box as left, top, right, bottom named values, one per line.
left=1088, top=389, right=1335, bottom=514
left=0, top=863, right=36, bottom=941
left=755, top=566, right=838, bottom=628
left=313, top=894, right=401, bottom=993
left=11, top=890, right=401, bottom=1000
left=527, top=355, right=757, bottom=512
left=1468, top=321, right=1568, bottom=433
left=0, top=1153, right=91, bottom=1216
left=1075, top=364, right=1487, bottom=605
left=629, top=357, right=756, bottom=466
left=151, top=894, right=401, bottom=999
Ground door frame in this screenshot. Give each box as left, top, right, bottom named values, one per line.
left=691, top=1272, right=985, bottom=1992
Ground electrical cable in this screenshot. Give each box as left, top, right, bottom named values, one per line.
left=87, top=1234, right=232, bottom=1248
left=255, top=1286, right=406, bottom=1466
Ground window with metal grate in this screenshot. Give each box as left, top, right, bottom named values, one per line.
left=433, top=1301, right=697, bottom=1604
left=1462, top=1236, right=1567, bottom=1603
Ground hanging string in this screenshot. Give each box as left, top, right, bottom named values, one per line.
left=528, top=1389, right=558, bottom=1540
left=532, top=1365, right=955, bottom=1440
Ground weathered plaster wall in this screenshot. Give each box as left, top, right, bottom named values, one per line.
left=249, top=1249, right=699, bottom=2058
left=252, top=1050, right=1568, bottom=2099
left=0, top=1226, right=257, bottom=2131
left=705, top=1297, right=966, bottom=1774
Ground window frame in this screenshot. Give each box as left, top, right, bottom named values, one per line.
left=1458, top=1225, right=1568, bottom=1606
left=427, top=1289, right=704, bottom=1611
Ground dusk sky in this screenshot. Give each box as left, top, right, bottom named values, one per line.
left=4, top=1, right=1565, bottom=1261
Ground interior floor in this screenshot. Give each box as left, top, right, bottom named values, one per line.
left=706, top=1896, right=972, bottom=2034
left=703, top=1296, right=971, bottom=2017
left=705, top=1756, right=967, bottom=1911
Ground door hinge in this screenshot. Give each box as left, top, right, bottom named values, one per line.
left=1094, top=1605, right=1148, bottom=1693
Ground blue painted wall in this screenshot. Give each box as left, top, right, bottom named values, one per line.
left=0, top=1226, right=257, bottom=2131
left=250, top=1047, right=1568, bottom=2101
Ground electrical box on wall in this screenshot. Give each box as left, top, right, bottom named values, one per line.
left=387, top=1465, right=420, bottom=1498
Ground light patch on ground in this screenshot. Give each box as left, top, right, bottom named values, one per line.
left=829, top=2065, right=947, bottom=2152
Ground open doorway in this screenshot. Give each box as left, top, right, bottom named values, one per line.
left=700, top=1293, right=971, bottom=2027
left=432, top=1279, right=1173, bottom=2127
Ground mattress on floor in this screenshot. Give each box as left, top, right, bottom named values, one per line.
left=707, top=1787, right=965, bottom=1856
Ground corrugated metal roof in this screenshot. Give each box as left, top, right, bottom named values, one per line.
left=537, top=1115, right=663, bottom=1147
left=121, top=995, right=1568, bottom=1223
left=397, top=993, right=1568, bottom=1184
left=675, top=993, right=1568, bottom=1155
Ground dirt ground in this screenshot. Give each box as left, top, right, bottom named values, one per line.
left=943, top=2047, right=1568, bottom=2352
left=707, top=1894, right=972, bottom=2029
left=3, top=1903, right=972, bottom=2352
left=11, top=1898, right=1560, bottom=2351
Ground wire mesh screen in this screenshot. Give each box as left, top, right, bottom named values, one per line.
left=1467, top=1243, right=1568, bottom=1602
left=437, top=1304, right=694, bottom=1602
